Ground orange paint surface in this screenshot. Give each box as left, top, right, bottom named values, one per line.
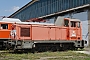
left=13, top=24, right=82, bottom=41
left=0, top=23, right=12, bottom=39
left=10, top=18, right=82, bottom=41
left=0, top=30, right=10, bottom=38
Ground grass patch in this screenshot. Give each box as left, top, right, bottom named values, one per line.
left=0, top=51, right=90, bottom=60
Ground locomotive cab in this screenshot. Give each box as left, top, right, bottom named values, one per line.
left=71, top=19, right=81, bottom=40
left=0, top=22, right=13, bottom=49
left=64, top=18, right=86, bottom=48
left=64, top=18, right=82, bottom=40
left=70, top=19, right=82, bottom=40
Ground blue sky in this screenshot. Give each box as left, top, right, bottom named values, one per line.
left=0, top=0, right=31, bottom=16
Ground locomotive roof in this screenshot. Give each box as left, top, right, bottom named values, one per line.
left=16, top=22, right=55, bottom=25
left=2, top=18, right=21, bottom=22
left=70, top=19, right=81, bottom=22
left=0, top=21, right=54, bottom=26
left=0, top=18, right=21, bottom=23
left=0, top=18, right=81, bottom=25
left=0, top=18, right=54, bottom=25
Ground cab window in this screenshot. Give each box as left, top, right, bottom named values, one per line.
left=64, top=20, right=69, bottom=27
left=71, top=21, right=76, bottom=27
left=77, top=22, right=80, bottom=28
left=1, top=24, right=8, bottom=29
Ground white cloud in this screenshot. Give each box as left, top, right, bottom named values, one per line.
left=12, top=6, right=20, bottom=12
left=5, top=10, right=10, bottom=12
left=5, top=6, right=20, bottom=12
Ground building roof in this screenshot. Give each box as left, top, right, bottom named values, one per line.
left=9, top=0, right=90, bottom=20
left=9, top=0, right=38, bottom=18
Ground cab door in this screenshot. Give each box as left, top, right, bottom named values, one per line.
left=63, top=19, right=69, bottom=40
left=69, top=21, right=77, bottom=40
left=76, top=22, right=82, bottom=40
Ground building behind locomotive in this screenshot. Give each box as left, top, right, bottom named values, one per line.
left=9, top=18, right=86, bottom=51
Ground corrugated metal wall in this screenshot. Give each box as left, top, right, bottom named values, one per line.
left=11, top=0, right=90, bottom=21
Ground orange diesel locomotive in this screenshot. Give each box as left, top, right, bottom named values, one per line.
left=7, top=18, right=86, bottom=51
left=0, top=18, right=21, bottom=49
